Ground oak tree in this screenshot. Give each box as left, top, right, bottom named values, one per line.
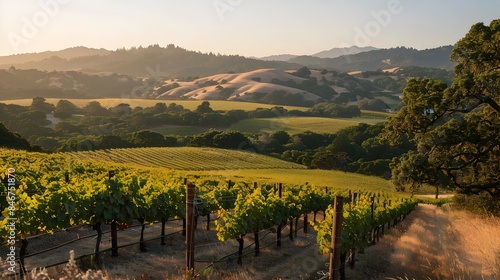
left=383, top=20, right=500, bottom=198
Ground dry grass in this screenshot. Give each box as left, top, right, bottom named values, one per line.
left=350, top=204, right=500, bottom=280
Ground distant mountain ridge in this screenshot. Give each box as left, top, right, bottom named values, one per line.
left=0, top=46, right=110, bottom=65
left=259, top=46, right=379, bottom=61
left=287, top=45, right=455, bottom=72
left=312, top=46, right=379, bottom=58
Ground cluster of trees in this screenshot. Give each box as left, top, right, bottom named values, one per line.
left=0, top=98, right=364, bottom=152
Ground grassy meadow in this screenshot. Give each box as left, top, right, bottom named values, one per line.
left=229, top=116, right=374, bottom=135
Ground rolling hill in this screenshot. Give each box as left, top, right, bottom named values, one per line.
left=0, top=45, right=300, bottom=78
left=287, top=45, right=455, bottom=72
left=153, top=68, right=323, bottom=103
left=259, top=46, right=379, bottom=61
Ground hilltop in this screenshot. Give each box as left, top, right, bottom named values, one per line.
left=259, top=46, right=379, bottom=61
left=0, top=45, right=299, bottom=78
left=0, top=44, right=455, bottom=79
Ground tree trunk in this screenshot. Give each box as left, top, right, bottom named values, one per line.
left=93, top=223, right=102, bottom=267
left=254, top=231, right=260, bottom=256
left=277, top=224, right=282, bottom=247
left=295, top=217, right=299, bottom=237
left=161, top=218, right=167, bottom=245
left=236, top=236, right=244, bottom=265
left=206, top=213, right=210, bottom=231
left=139, top=218, right=147, bottom=252
left=19, top=238, right=28, bottom=277
left=111, top=221, right=118, bottom=256
left=303, top=213, right=308, bottom=234
left=340, top=252, right=347, bottom=280
left=349, top=249, right=356, bottom=269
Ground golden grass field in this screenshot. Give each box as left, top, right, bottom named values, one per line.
left=0, top=98, right=309, bottom=111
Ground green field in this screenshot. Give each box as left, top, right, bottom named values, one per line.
left=0, top=98, right=309, bottom=111
left=181, top=168, right=397, bottom=194
left=67, top=147, right=306, bottom=171
left=228, top=116, right=379, bottom=135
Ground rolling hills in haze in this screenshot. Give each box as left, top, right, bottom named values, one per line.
left=0, top=45, right=300, bottom=78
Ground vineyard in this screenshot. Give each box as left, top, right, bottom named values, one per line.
left=0, top=150, right=416, bottom=279
left=68, top=147, right=306, bottom=170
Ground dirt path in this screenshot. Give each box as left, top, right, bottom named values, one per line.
left=350, top=204, right=499, bottom=280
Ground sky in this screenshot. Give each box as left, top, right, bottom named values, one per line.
left=0, top=0, right=499, bottom=57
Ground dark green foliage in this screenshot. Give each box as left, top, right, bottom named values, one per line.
left=195, top=101, right=213, bottom=113
left=309, top=102, right=361, bottom=118
left=188, top=130, right=222, bottom=147
left=30, top=97, right=55, bottom=113
left=294, top=66, right=311, bottom=78
left=383, top=20, right=500, bottom=198
left=131, top=131, right=170, bottom=147
left=213, top=131, right=251, bottom=150
left=0, top=122, right=33, bottom=150
left=82, top=101, right=109, bottom=116
left=357, top=98, right=389, bottom=112
left=54, top=99, right=82, bottom=119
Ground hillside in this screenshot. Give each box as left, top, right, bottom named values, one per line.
left=0, top=45, right=299, bottom=78
left=0, top=68, right=142, bottom=99
left=259, top=46, right=379, bottom=61
left=68, top=147, right=306, bottom=170
left=287, top=45, right=455, bottom=72
left=0, top=46, right=110, bottom=65
left=154, top=68, right=322, bottom=104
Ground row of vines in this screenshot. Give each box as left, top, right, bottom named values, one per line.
left=0, top=150, right=416, bottom=278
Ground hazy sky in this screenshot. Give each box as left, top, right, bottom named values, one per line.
left=0, top=0, right=499, bottom=57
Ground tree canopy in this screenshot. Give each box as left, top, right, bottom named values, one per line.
left=383, top=20, right=500, bottom=198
